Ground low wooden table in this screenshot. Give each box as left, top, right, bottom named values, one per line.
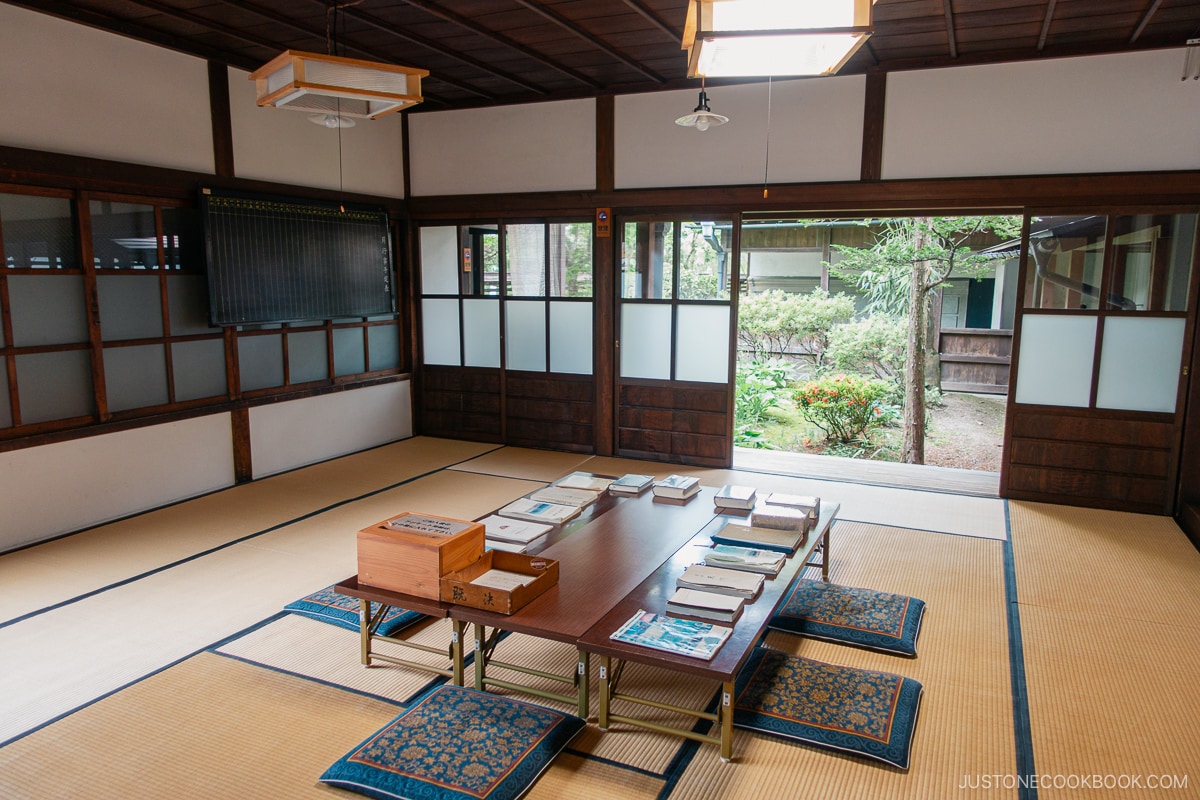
left=577, top=502, right=838, bottom=761
left=333, top=577, right=467, bottom=685
left=448, top=487, right=721, bottom=717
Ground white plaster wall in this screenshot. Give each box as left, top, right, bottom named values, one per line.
left=0, top=413, right=234, bottom=552
left=883, top=49, right=1200, bottom=179
left=0, top=4, right=214, bottom=173
left=408, top=99, right=596, bottom=195
left=615, top=77, right=865, bottom=189
left=228, top=67, right=406, bottom=198
left=249, top=380, right=412, bottom=479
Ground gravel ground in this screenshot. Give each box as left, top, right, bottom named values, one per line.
left=921, top=392, right=1007, bottom=472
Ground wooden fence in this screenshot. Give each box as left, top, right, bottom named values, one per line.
left=938, top=328, right=1012, bottom=395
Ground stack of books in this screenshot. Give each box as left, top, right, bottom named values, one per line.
left=652, top=474, right=701, bottom=500
left=714, top=484, right=756, bottom=510
left=676, top=563, right=764, bottom=599
left=665, top=587, right=745, bottom=624
left=609, top=473, right=654, bottom=495
left=710, top=521, right=805, bottom=554
left=701, top=544, right=786, bottom=576
left=478, top=514, right=553, bottom=554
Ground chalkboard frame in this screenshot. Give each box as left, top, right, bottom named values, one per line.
left=200, top=188, right=395, bottom=327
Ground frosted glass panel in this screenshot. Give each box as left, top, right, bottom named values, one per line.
left=422, top=298, right=461, bottom=366
left=104, top=344, right=168, bottom=412
left=1096, top=317, right=1185, bottom=412
left=288, top=330, right=328, bottom=383
left=676, top=305, right=730, bottom=383
left=238, top=334, right=284, bottom=391
left=420, top=226, right=460, bottom=295
left=550, top=302, right=592, bottom=375
left=15, top=350, right=94, bottom=424
left=367, top=324, right=400, bottom=370
left=333, top=328, right=366, bottom=376
left=168, top=275, right=218, bottom=335
left=506, top=224, right=546, bottom=296
left=98, top=275, right=163, bottom=340
left=172, top=339, right=226, bottom=401
left=463, top=298, right=501, bottom=368
left=1014, top=315, right=1096, bottom=407
left=620, top=304, right=671, bottom=379
left=8, top=275, right=88, bottom=346
left=505, top=300, right=546, bottom=372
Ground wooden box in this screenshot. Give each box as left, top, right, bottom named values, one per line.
left=440, top=551, right=559, bottom=614
left=357, top=512, right=485, bottom=599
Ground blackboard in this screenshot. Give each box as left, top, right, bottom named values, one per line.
left=201, top=189, right=395, bottom=326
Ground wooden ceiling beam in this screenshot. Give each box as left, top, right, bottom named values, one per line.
left=395, top=0, right=604, bottom=89
left=305, top=0, right=550, bottom=96
left=619, top=0, right=682, bottom=43
left=943, top=0, right=959, bottom=59
left=510, top=0, right=667, bottom=84
left=1130, top=0, right=1164, bottom=44
left=1038, top=0, right=1058, bottom=52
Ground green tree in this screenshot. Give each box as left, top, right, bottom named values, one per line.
left=829, top=216, right=1020, bottom=464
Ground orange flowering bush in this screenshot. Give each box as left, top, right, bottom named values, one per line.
left=794, top=373, right=895, bottom=444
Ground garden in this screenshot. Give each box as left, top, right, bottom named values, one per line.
left=733, top=287, right=1006, bottom=472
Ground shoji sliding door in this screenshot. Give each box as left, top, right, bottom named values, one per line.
left=1003, top=211, right=1198, bottom=514
left=615, top=216, right=737, bottom=467
left=416, top=221, right=596, bottom=452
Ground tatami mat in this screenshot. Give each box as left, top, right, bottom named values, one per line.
left=0, top=469, right=542, bottom=743
left=669, top=522, right=1015, bottom=799
left=1009, top=501, right=1200, bottom=795
left=217, top=614, right=454, bottom=704
left=0, top=652, right=400, bottom=800
left=6, top=437, right=1199, bottom=800
left=450, top=446, right=594, bottom=482
left=0, top=437, right=499, bottom=623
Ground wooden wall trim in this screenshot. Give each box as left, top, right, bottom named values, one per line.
left=860, top=71, right=886, bottom=182
left=207, top=60, right=235, bottom=179
left=407, top=170, right=1200, bottom=219
left=231, top=406, right=252, bottom=484
left=596, top=94, right=615, bottom=194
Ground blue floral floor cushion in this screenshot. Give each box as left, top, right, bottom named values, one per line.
left=320, top=684, right=585, bottom=800
left=770, top=578, right=926, bottom=657
left=733, top=647, right=923, bottom=770
left=284, top=586, right=423, bottom=638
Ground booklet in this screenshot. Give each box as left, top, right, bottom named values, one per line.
left=609, top=474, right=655, bottom=494
left=498, top=498, right=580, bottom=524
left=477, top=514, right=553, bottom=544
left=554, top=472, right=614, bottom=493
left=676, top=563, right=764, bottom=599
left=609, top=610, right=731, bottom=660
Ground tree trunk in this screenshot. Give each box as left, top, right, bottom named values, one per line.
left=902, top=226, right=930, bottom=464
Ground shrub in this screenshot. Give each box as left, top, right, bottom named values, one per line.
left=735, top=359, right=791, bottom=427
left=825, top=316, right=906, bottom=390
left=736, top=289, right=855, bottom=365
left=794, top=373, right=895, bottom=444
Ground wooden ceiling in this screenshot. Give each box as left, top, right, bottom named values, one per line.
left=10, top=0, right=1200, bottom=112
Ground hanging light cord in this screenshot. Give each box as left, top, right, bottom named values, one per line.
left=763, top=77, right=773, bottom=199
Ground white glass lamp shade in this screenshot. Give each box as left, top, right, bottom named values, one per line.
left=682, top=0, right=874, bottom=78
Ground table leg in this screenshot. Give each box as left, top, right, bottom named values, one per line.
left=576, top=650, right=590, bottom=718
left=451, top=618, right=465, bottom=686
left=474, top=624, right=486, bottom=691
left=597, top=655, right=611, bottom=730
left=358, top=599, right=371, bottom=666
left=822, top=528, right=831, bottom=581
left=720, top=680, right=734, bottom=762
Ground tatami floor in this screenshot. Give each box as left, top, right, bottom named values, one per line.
left=1, top=437, right=1198, bottom=799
